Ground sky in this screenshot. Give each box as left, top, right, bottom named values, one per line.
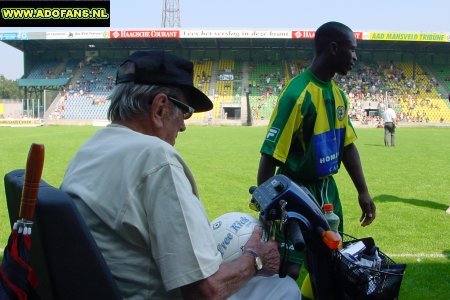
left=0, top=0, right=449, bottom=80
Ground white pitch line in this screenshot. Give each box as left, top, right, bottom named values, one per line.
left=386, top=253, right=449, bottom=258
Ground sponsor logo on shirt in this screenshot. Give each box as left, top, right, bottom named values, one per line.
left=319, top=152, right=339, bottom=164
left=266, top=127, right=280, bottom=142
left=337, top=106, right=345, bottom=121
left=314, top=130, right=343, bottom=177
left=279, top=242, right=296, bottom=251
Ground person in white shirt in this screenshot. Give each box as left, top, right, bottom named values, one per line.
left=382, top=103, right=397, bottom=146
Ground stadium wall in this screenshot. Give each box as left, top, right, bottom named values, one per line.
left=0, top=100, right=22, bottom=118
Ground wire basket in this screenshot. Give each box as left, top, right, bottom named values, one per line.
left=333, top=234, right=406, bottom=300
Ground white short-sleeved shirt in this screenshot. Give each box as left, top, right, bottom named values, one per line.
left=61, top=124, right=222, bottom=299
left=382, top=107, right=396, bottom=123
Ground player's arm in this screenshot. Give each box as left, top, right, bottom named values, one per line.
left=257, top=154, right=281, bottom=185
left=342, top=143, right=376, bottom=226
left=180, top=227, right=279, bottom=299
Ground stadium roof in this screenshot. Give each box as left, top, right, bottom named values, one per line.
left=18, top=78, right=70, bottom=87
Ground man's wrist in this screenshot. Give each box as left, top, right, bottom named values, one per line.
left=244, top=249, right=263, bottom=275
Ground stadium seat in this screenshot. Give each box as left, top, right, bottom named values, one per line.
left=4, top=169, right=123, bottom=300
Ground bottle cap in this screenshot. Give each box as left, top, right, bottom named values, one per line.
left=323, top=203, right=334, bottom=212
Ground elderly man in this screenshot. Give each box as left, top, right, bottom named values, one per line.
left=61, top=51, right=300, bottom=300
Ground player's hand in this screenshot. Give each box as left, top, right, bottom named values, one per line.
left=358, top=192, right=376, bottom=226
left=244, top=226, right=280, bottom=276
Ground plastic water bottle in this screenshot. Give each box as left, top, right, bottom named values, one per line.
left=323, top=203, right=342, bottom=249
left=323, top=203, right=340, bottom=232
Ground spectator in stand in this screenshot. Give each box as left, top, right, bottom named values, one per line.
left=382, top=103, right=397, bottom=147
left=61, top=50, right=300, bottom=300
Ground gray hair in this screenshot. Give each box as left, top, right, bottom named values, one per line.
left=107, top=83, right=180, bottom=121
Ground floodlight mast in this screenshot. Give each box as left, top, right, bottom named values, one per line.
left=162, top=0, right=181, bottom=28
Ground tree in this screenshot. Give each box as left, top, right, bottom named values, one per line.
left=0, top=75, right=23, bottom=99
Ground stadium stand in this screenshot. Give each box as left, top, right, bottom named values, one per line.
left=5, top=38, right=448, bottom=126
left=428, top=63, right=450, bottom=108
left=29, top=56, right=450, bottom=125
left=248, top=60, right=284, bottom=97
left=188, top=59, right=214, bottom=122
left=24, top=59, right=77, bottom=80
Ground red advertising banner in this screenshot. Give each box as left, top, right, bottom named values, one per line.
left=292, top=30, right=363, bottom=40
left=110, top=30, right=180, bottom=39
left=292, top=30, right=315, bottom=39
left=353, top=32, right=363, bottom=40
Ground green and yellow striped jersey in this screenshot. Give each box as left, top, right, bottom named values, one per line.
left=261, top=68, right=357, bottom=181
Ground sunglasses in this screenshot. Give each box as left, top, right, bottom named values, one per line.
left=168, top=97, right=195, bottom=120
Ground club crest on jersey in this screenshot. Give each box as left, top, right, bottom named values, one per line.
left=266, top=127, right=280, bottom=142
left=336, top=106, right=345, bottom=121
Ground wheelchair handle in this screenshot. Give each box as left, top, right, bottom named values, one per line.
left=287, top=218, right=306, bottom=252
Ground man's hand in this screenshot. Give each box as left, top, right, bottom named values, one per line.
left=244, top=226, right=280, bottom=276
left=342, top=143, right=376, bottom=227
left=358, top=192, right=376, bottom=226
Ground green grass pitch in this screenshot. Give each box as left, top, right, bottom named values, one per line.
left=0, top=125, right=449, bottom=299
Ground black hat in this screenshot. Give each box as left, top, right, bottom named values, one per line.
left=115, top=51, right=213, bottom=112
